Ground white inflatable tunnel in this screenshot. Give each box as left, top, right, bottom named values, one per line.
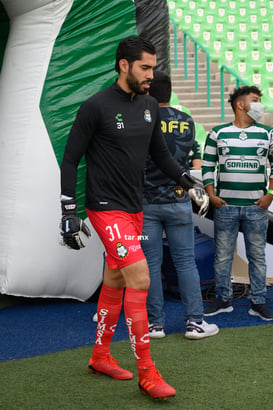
left=0, top=0, right=138, bottom=300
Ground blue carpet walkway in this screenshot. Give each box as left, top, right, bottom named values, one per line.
left=1, top=287, right=273, bottom=363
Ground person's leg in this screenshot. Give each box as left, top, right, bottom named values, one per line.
left=91, top=264, right=125, bottom=359
left=165, top=202, right=203, bottom=321
left=241, top=206, right=273, bottom=320
left=204, top=205, right=239, bottom=316
left=164, top=202, right=218, bottom=339
left=122, top=260, right=176, bottom=399
left=214, top=205, right=240, bottom=300
left=89, top=263, right=134, bottom=380
left=241, top=206, right=268, bottom=303
left=141, top=204, right=165, bottom=334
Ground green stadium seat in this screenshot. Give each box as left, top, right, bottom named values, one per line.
left=170, top=91, right=180, bottom=107
left=259, top=61, right=273, bottom=82
left=238, top=7, right=248, bottom=21
left=237, top=23, right=249, bottom=40
left=248, top=50, right=264, bottom=71
left=168, top=0, right=177, bottom=17
left=204, top=13, right=216, bottom=30
left=261, top=86, right=273, bottom=113
left=249, top=30, right=260, bottom=48
left=223, top=50, right=236, bottom=68
left=174, top=8, right=183, bottom=24
left=246, top=13, right=261, bottom=30
left=248, top=1, right=258, bottom=10
left=209, top=40, right=223, bottom=62
left=260, top=22, right=271, bottom=38
left=237, top=40, right=249, bottom=59
left=195, top=122, right=207, bottom=145
left=263, top=39, right=273, bottom=59
left=229, top=60, right=253, bottom=83
left=211, top=23, right=226, bottom=42
left=201, top=30, right=212, bottom=47
left=170, top=92, right=192, bottom=116
left=223, top=30, right=236, bottom=49
left=247, top=72, right=268, bottom=90
left=259, top=7, right=269, bottom=19
left=224, top=1, right=236, bottom=11
left=216, top=7, right=228, bottom=23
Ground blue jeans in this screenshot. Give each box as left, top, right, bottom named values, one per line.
left=214, top=205, right=268, bottom=304
left=141, top=201, right=204, bottom=326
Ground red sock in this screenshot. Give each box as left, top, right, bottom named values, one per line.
left=124, top=287, right=154, bottom=369
left=92, top=283, right=124, bottom=359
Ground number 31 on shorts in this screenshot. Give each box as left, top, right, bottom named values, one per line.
left=106, top=224, right=121, bottom=241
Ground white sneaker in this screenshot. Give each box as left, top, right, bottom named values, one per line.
left=148, top=324, right=166, bottom=339
left=185, top=320, right=219, bottom=340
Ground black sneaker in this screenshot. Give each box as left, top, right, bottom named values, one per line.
left=248, top=303, right=273, bottom=321
left=204, top=298, right=234, bottom=316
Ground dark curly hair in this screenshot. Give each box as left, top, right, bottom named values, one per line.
left=115, top=36, right=156, bottom=73
left=228, top=85, right=262, bottom=112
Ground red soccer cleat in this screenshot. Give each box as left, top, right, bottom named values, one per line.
left=89, top=355, right=133, bottom=380
left=138, top=366, right=176, bottom=399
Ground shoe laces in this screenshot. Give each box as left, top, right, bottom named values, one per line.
left=140, top=366, right=163, bottom=383
left=92, top=355, right=119, bottom=366
left=106, top=355, right=120, bottom=366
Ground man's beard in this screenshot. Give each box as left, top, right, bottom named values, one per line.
left=126, top=70, right=151, bottom=95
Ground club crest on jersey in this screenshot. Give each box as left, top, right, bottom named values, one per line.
left=173, top=186, right=185, bottom=199
left=239, top=130, right=247, bottom=141
left=144, top=109, right=152, bottom=123
left=116, top=242, right=128, bottom=258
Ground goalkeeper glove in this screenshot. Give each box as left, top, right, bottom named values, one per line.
left=179, top=173, right=209, bottom=218
left=188, top=186, right=209, bottom=218
left=60, top=199, right=91, bottom=250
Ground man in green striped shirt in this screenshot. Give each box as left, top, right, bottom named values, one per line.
left=202, top=85, right=273, bottom=320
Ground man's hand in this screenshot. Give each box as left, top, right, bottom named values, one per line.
left=255, top=193, right=273, bottom=210
left=60, top=199, right=91, bottom=250
left=188, top=186, right=209, bottom=218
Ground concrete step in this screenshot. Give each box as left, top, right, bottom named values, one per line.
left=187, top=104, right=233, bottom=112
left=178, top=100, right=231, bottom=108
left=174, top=87, right=225, bottom=95
left=175, top=89, right=229, bottom=98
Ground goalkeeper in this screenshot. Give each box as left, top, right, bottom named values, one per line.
left=59, top=36, right=209, bottom=400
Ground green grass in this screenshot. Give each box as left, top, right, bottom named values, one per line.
left=1, top=325, right=273, bottom=409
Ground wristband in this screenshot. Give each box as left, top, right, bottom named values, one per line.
left=267, top=189, right=273, bottom=195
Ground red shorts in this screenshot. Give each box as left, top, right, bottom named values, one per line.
left=86, top=209, right=146, bottom=269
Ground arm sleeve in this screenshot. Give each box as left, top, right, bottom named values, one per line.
left=148, top=106, right=187, bottom=183
left=193, top=140, right=202, bottom=160
left=268, top=129, right=273, bottom=179
left=60, top=99, right=97, bottom=197
left=202, top=129, right=218, bottom=187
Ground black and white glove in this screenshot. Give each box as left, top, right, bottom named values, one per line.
left=60, top=199, right=91, bottom=250
left=178, top=173, right=209, bottom=218
left=188, top=186, right=209, bottom=218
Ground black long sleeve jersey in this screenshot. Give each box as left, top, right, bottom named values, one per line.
left=61, top=82, right=186, bottom=213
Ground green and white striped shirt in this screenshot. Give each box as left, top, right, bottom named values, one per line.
left=202, top=122, right=273, bottom=206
